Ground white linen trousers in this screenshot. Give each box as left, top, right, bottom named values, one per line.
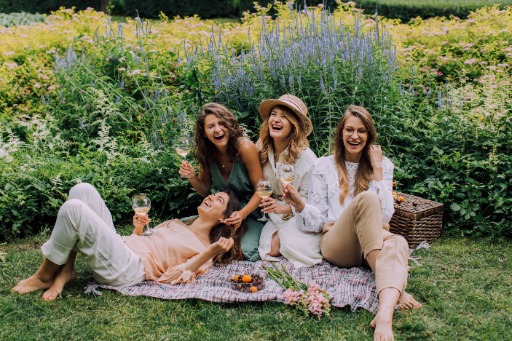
left=41, top=183, right=145, bottom=287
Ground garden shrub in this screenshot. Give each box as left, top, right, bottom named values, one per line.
left=0, top=12, right=45, bottom=27
left=0, top=4, right=510, bottom=240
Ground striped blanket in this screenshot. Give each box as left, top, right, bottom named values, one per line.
left=84, top=259, right=378, bottom=313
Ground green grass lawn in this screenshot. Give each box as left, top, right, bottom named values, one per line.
left=1, top=234, right=511, bottom=340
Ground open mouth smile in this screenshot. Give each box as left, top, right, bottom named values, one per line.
left=213, top=133, right=225, bottom=141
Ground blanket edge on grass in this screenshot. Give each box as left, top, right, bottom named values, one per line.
left=84, top=259, right=378, bottom=313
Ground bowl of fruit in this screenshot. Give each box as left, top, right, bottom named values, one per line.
left=229, top=273, right=265, bottom=293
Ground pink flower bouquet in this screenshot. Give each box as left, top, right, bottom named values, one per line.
left=264, top=263, right=331, bottom=319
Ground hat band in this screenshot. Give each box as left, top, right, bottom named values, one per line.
left=280, top=98, right=305, bottom=117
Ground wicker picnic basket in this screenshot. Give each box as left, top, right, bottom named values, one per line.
left=389, top=192, right=444, bottom=247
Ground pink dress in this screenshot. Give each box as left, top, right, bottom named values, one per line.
left=123, top=219, right=211, bottom=284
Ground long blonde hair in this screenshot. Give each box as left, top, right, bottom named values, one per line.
left=257, top=105, right=309, bottom=165
left=333, top=106, right=378, bottom=203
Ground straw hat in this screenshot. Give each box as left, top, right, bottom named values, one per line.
left=258, top=94, right=313, bottom=136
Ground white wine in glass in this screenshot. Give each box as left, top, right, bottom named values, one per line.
left=175, top=136, right=192, bottom=158
left=256, top=179, right=273, bottom=222
left=132, top=193, right=153, bottom=236
left=279, top=163, right=296, bottom=186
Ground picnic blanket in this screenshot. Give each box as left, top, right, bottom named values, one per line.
left=84, top=259, right=379, bottom=313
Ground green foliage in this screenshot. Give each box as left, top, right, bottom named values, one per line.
left=0, top=5, right=510, bottom=240
left=195, top=6, right=398, bottom=155
left=356, top=0, right=512, bottom=22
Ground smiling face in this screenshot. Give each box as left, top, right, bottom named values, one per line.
left=203, top=114, right=230, bottom=150
left=197, top=192, right=230, bottom=221
left=268, top=106, right=294, bottom=142
left=342, top=115, right=369, bottom=162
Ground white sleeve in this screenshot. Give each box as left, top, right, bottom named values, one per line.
left=367, top=158, right=395, bottom=223
left=295, top=163, right=329, bottom=233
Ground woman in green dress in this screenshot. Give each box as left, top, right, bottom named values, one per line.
left=179, top=103, right=264, bottom=261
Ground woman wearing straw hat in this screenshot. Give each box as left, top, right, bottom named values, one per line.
left=179, top=103, right=264, bottom=261
left=283, top=105, right=421, bottom=340
left=256, top=94, right=322, bottom=268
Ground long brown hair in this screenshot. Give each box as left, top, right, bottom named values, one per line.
left=194, top=103, right=244, bottom=170
left=333, top=105, right=377, bottom=203
left=257, top=105, right=309, bottom=165
left=209, top=190, right=245, bottom=263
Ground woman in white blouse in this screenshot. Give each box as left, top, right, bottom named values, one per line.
left=256, top=94, right=322, bottom=267
left=283, top=106, right=421, bottom=341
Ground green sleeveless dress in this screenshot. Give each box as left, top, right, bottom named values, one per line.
left=210, top=159, right=264, bottom=261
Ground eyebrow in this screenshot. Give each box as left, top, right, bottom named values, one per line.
left=215, top=194, right=225, bottom=203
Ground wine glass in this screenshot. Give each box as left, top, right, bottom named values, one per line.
left=175, top=134, right=193, bottom=159
left=132, top=193, right=153, bottom=236
left=256, top=179, right=273, bottom=222
left=278, top=163, right=296, bottom=186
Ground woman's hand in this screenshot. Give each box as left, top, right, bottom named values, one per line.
left=209, top=237, right=234, bottom=256
left=221, top=211, right=244, bottom=229
left=133, top=214, right=151, bottom=236
left=322, top=221, right=335, bottom=234
left=369, top=145, right=384, bottom=181
left=260, top=197, right=289, bottom=214
left=282, top=184, right=305, bottom=213
left=369, top=145, right=383, bottom=169
left=178, top=160, right=196, bottom=179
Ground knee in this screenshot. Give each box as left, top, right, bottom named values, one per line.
left=355, top=191, right=380, bottom=209
left=393, top=234, right=409, bottom=253
left=59, top=199, right=85, bottom=219
left=68, top=182, right=98, bottom=200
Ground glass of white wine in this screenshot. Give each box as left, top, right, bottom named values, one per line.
left=256, top=179, right=273, bottom=222
left=132, top=193, right=153, bottom=236
left=175, top=135, right=192, bottom=159
left=279, top=163, right=296, bottom=186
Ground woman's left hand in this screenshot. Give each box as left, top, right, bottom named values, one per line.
left=369, top=145, right=383, bottom=169
left=260, top=197, right=277, bottom=214
left=221, top=211, right=243, bottom=229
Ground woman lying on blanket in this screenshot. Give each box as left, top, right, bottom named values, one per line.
left=179, top=103, right=264, bottom=261
left=283, top=106, right=421, bottom=341
left=256, top=94, right=322, bottom=268
left=12, top=183, right=243, bottom=301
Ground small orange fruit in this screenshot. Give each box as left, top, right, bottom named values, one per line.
left=398, top=196, right=405, bottom=202
left=241, top=275, right=252, bottom=283
left=392, top=181, right=397, bottom=188
left=392, top=191, right=398, bottom=196
left=250, top=286, right=258, bottom=293
left=233, top=274, right=240, bottom=282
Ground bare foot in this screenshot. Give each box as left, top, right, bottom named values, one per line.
left=370, top=316, right=394, bottom=341
left=42, top=268, right=77, bottom=301
left=12, top=275, right=54, bottom=294
left=397, top=291, right=422, bottom=310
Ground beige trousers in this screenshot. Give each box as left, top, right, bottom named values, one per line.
left=320, top=191, right=409, bottom=294
left=41, top=183, right=145, bottom=287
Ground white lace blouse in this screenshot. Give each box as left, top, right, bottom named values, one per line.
left=295, top=155, right=395, bottom=233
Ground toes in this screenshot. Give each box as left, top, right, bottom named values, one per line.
left=42, top=288, right=61, bottom=301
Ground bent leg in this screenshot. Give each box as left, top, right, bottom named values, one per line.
left=42, top=199, right=143, bottom=287
left=321, top=192, right=383, bottom=267
left=68, top=183, right=115, bottom=230
left=42, top=251, right=78, bottom=301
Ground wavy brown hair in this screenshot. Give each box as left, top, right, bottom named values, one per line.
left=333, top=105, right=377, bottom=203
left=194, top=103, right=244, bottom=170
left=209, top=190, right=245, bottom=263
left=256, top=105, right=309, bottom=165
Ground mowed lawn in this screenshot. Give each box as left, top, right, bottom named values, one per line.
left=1, top=233, right=511, bottom=340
